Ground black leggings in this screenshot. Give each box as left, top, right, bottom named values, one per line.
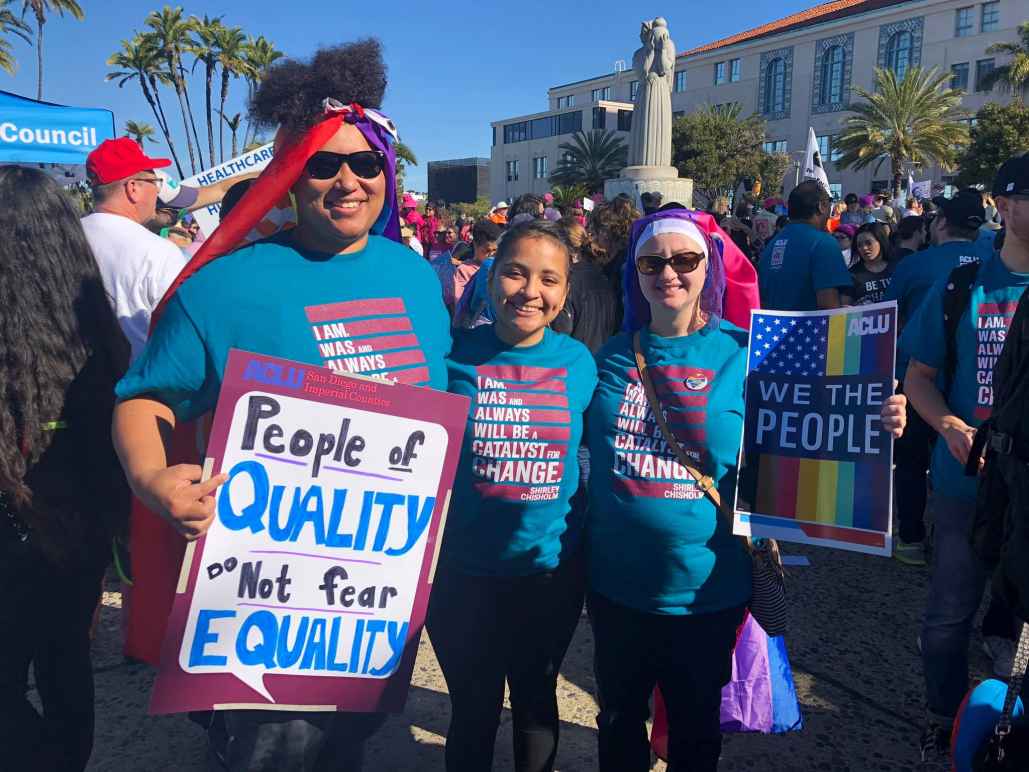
left=0, top=535, right=104, bottom=772
left=588, top=592, right=745, bottom=772
left=427, top=556, right=585, bottom=772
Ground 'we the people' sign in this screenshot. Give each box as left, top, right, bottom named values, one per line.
left=149, top=350, right=468, bottom=714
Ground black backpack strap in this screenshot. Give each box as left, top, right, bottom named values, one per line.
left=942, top=260, right=982, bottom=394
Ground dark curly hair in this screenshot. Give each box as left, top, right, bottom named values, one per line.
left=250, top=39, right=388, bottom=132
left=589, top=196, right=640, bottom=266
left=0, top=166, right=130, bottom=563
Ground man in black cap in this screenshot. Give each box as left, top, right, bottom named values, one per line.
left=901, top=155, right=1029, bottom=762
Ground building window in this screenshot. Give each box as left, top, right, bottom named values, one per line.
left=532, top=156, right=548, bottom=179
left=492, top=126, right=496, bottom=147
left=975, top=58, right=995, bottom=92
left=506, top=160, right=519, bottom=182
left=951, top=62, right=970, bottom=91
left=502, top=121, right=528, bottom=144
left=729, top=58, right=741, bottom=82
left=819, top=45, right=846, bottom=105
left=712, top=102, right=738, bottom=114
left=828, top=183, right=843, bottom=201
left=886, top=31, right=913, bottom=78
left=981, top=1, right=999, bottom=32
left=714, top=62, right=727, bottom=85
left=630, top=80, right=639, bottom=101
left=556, top=94, right=575, bottom=109
left=617, top=109, right=632, bottom=132
left=674, top=70, right=686, bottom=92
left=562, top=151, right=573, bottom=164
left=955, top=7, right=974, bottom=37
left=762, top=140, right=787, bottom=154
left=593, top=107, right=606, bottom=130
left=591, top=86, right=611, bottom=102
left=764, top=58, right=786, bottom=114
left=816, top=134, right=831, bottom=163
left=556, top=110, right=582, bottom=135
left=672, top=110, right=686, bottom=119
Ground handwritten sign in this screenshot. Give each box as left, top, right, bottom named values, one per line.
left=734, top=303, right=897, bottom=556
left=149, top=350, right=468, bottom=714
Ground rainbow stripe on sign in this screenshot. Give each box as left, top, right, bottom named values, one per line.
left=737, top=303, right=897, bottom=556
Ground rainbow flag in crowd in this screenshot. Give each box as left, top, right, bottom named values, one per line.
left=734, top=303, right=897, bottom=556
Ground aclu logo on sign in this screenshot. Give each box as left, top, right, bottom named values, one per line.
left=243, top=359, right=305, bottom=390
left=847, top=313, right=892, bottom=337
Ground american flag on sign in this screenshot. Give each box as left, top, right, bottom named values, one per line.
left=749, top=314, right=830, bottom=377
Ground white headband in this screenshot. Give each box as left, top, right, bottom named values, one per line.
left=634, top=218, right=709, bottom=260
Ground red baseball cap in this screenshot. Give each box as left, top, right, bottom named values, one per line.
left=86, top=137, right=171, bottom=185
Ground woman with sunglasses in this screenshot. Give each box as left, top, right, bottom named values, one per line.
left=429, top=220, right=596, bottom=772
left=585, top=211, right=908, bottom=771
left=111, top=41, right=450, bottom=772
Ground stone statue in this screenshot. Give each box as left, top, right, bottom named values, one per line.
left=627, top=17, right=676, bottom=168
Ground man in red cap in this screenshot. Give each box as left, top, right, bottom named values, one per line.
left=81, top=136, right=188, bottom=361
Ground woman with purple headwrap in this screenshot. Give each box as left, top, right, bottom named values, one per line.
left=584, top=210, right=908, bottom=770
left=111, top=40, right=450, bottom=771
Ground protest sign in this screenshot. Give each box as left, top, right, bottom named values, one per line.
left=150, top=349, right=469, bottom=714
left=734, top=302, right=897, bottom=556
left=183, top=143, right=296, bottom=239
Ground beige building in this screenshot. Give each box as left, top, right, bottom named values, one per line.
left=489, top=0, right=1028, bottom=204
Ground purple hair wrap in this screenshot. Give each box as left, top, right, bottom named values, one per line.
left=622, top=209, right=727, bottom=332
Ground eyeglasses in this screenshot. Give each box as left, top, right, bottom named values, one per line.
left=635, top=252, right=705, bottom=275
left=305, top=150, right=386, bottom=180
left=131, top=176, right=162, bottom=190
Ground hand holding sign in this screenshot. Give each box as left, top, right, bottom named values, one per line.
left=137, top=464, right=228, bottom=541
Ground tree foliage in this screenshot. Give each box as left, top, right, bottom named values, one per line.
left=549, top=130, right=628, bottom=194
left=0, top=0, right=30, bottom=76
left=124, top=120, right=156, bottom=147
left=955, top=102, right=1029, bottom=188
left=834, top=66, right=968, bottom=196
left=982, top=21, right=1029, bottom=100
left=671, top=103, right=786, bottom=208
left=20, top=0, right=83, bottom=99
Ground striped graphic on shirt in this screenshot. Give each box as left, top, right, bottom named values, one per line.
left=612, top=365, right=713, bottom=501
left=305, top=298, right=430, bottom=385
left=470, top=364, right=570, bottom=503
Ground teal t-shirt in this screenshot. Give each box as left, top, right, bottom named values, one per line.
left=900, top=252, right=1029, bottom=499
left=758, top=223, right=852, bottom=311
left=116, top=232, right=453, bottom=418
left=886, top=240, right=985, bottom=381
left=586, top=321, right=752, bottom=615
left=444, top=326, right=597, bottom=576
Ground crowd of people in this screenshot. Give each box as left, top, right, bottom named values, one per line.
left=1, top=35, right=1027, bottom=772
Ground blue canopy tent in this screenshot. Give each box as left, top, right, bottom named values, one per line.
left=0, top=89, right=115, bottom=168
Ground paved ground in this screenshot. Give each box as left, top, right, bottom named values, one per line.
left=77, top=542, right=993, bottom=771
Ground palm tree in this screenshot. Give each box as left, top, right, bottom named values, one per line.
left=0, top=1, right=31, bottom=76
left=220, top=111, right=242, bottom=158
left=394, top=140, right=417, bottom=192
left=20, top=0, right=82, bottom=99
left=549, top=130, right=628, bottom=194
left=188, top=14, right=224, bottom=168
left=107, top=34, right=185, bottom=176
left=834, top=67, right=969, bottom=198
left=213, top=24, right=248, bottom=163
left=242, top=34, right=283, bottom=146
left=549, top=183, right=590, bottom=210
left=146, top=7, right=206, bottom=173
left=981, top=21, right=1029, bottom=102
left=124, top=120, right=156, bottom=148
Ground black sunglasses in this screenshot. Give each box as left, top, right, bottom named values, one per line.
left=305, top=150, right=386, bottom=180
left=636, top=252, right=705, bottom=276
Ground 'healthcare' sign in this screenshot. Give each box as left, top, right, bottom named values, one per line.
left=0, top=89, right=115, bottom=165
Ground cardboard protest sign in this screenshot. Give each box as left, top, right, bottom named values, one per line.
left=734, top=302, right=897, bottom=556
left=150, top=349, right=468, bottom=714
left=183, top=143, right=296, bottom=240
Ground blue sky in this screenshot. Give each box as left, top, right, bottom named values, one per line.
left=1, top=1, right=816, bottom=190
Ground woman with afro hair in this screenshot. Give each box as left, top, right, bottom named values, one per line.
left=112, top=40, right=451, bottom=771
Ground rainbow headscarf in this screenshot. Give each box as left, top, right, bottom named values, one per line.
left=151, top=99, right=402, bottom=327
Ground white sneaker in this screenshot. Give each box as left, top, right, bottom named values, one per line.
left=983, top=635, right=1017, bottom=677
